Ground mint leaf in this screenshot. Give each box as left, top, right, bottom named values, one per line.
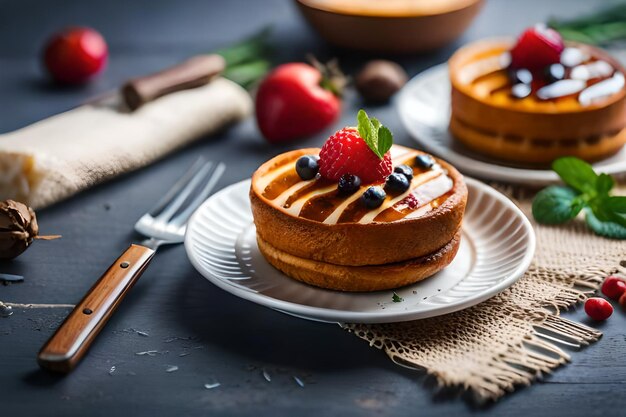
left=606, top=196, right=626, bottom=213
left=357, top=109, right=379, bottom=156
left=370, top=117, right=381, bottom=131
left=552, top=157, right=597, bottom=194
left=596, top=173, right=614, bottom=195
left=355, top=109, right=394, bottom=159
left=585, top=209, right=626, bottom=239
left=392, top=292, right=404, bottom=303
left=609, top=212, right=626, bottom=228
left=377, top=126, right=393, bottom=157
left=532, top=186, right=583, bottom=224
left=534, top=157, right=624, bottom=239
left=357, top=109, right=374, bottom=148
left=589, top=198, right=626, bottom=227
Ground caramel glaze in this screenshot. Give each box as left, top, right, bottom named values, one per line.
left=261, top=171, right=302, bottom=200
left=284, top=178, right=333, bottom=209
left=261, top=151, right=454, bottom=224
left=471, top=46, right=624, bottom=105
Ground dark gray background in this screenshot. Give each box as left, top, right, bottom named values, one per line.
left=1, top=0, right=625, bottom=416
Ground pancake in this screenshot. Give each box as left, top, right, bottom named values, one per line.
left=249, top=145, right=467, bottom=291
left=449, top=38, right=626, bottom=165
left=257, top=230, right=461, bottom=292
left=250, top=145, right=467, bottom=267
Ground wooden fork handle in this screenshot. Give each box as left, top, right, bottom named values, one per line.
left=38, top=244, right=155, bottom=373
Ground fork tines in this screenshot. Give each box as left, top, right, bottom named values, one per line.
left=149, top=158, right=226, bottom=227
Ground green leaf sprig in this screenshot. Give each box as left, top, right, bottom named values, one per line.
left=548, top=3, right=626, bottom=46
left=216, top=27, right=272, bottom=90
left=532, top=157, right=626, bottom=239
left=356, top=109, right=393, bottom=159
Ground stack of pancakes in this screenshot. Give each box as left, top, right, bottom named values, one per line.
left=250, top=146, right=467, bottom=292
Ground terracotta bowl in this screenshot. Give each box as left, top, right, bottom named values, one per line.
left=295, top=0, right=484, bottom=54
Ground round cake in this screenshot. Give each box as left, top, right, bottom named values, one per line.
left=449, top=26, right=626, bottom=165
left=250, top=111, right=467, bottom=291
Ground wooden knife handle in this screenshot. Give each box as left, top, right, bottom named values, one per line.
left=121, top=54, right=226, bottom=110
left=38, top=244, right=155, bottom=373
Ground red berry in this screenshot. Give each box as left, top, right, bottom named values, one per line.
left=510, top=25, right=564, bottom=72
left=255, top=63, right=341, bottom=143
left=620, top=292, right=626, bottom=309
left=318, top=127, right=392, bottom=184
left=43, top=27, right=108, bottom=85
left=402, top=194, right=419, bottom=209
left=601, top=276, right=626, bottom=300
left=584, top=297, right=613, bottom=321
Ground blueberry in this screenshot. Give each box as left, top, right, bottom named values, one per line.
left=509, top=68, right=533, bottom=85
left=544, top=63, right=565, bottom=83
left=414, top=154, right=434, bottom=170
left=338, top=173, right=361, bottom=195
left=393, top=164, right=414, bottom=181
left=361, top=186, right=386, bottom=208
left=385, top=173, right=410, bottom=193
left=511, top=83, right=531, bottom=99
left=295, top=155, right=319, bottom=180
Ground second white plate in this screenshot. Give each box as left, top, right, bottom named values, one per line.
left=397, top=63, right=626, bottom=186
left=184, top=178, right=535, bottom=324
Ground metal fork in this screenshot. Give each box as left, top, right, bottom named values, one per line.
left=38, top=159, right=225, bottom=373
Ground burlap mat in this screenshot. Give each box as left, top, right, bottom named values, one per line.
left=344, top=184, right=625, bottom=402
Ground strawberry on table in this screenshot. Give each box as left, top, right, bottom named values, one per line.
left=255, top=62, right=343, bottom=143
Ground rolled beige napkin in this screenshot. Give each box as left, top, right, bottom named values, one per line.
left=0, top=77, right=252, bottom=209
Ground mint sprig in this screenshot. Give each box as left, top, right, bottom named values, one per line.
left=356, top=109, right=393, bottom=159
left=585, top=209, right=626, bottom=239
left=216, top=27, right=272, bottom=90
left=549, top=4, right=626, bottom=46
left=531, top=186, right=584, bottom=224
left=532, top=157, right=626, bottom=239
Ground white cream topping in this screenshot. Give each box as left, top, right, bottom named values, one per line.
left=579, top=72, right=625, bottom=106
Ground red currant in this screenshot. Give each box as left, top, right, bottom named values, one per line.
left=584, top=297, right=613, bottom=321
left=601, top=276, right=626, bottom=300
left=619, top=292, right=626, bottom=310
left=43, top=27, right=108, bottom=85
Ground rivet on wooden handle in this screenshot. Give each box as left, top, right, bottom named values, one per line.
left=121, top=54, right=226, bottom=111
left=38, top=244, right=155, bottom=373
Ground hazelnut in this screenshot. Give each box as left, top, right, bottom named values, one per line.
left=0, top=200, right=39, bottom=260
left=355, top=60, right=408, bottom=103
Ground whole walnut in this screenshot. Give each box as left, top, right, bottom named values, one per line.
left=356, top=60, right=408, bottom=103
left=0, top=200, right=39, bottom=259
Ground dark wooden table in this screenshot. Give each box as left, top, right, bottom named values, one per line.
left=2, top=0, right=625, bottom=415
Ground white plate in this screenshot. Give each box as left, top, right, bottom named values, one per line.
left=397, top=63, right=626, bottom=186
left=185, top=178, right=535, bottom=324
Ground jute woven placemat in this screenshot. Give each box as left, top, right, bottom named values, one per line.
left=344, top=184, right=626, bottom=402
